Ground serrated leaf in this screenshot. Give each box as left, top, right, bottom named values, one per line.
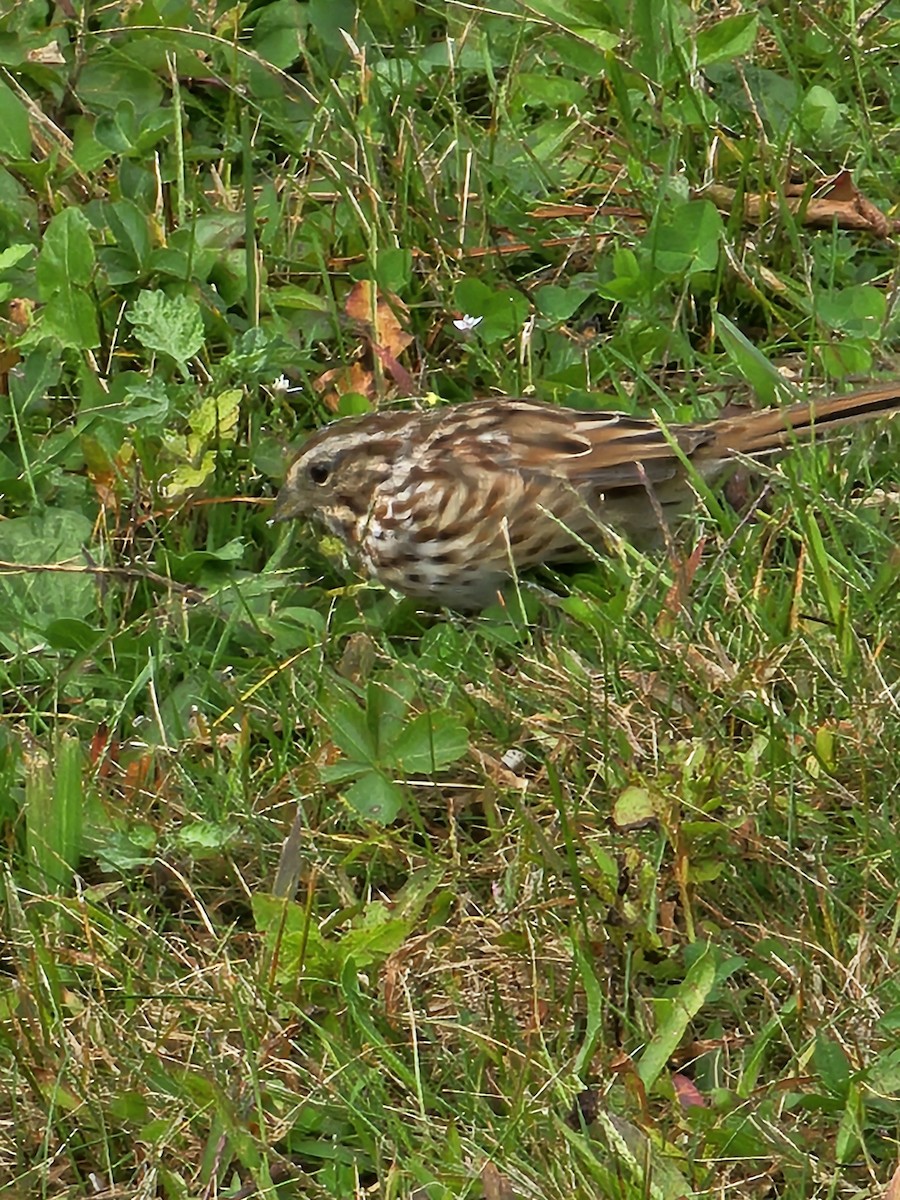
left=126, top=290, right=204, bottom=366
left=325, top=694, right=378, bottom=765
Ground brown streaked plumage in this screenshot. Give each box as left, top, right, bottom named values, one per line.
left=273, top=386, right=900, bottom=608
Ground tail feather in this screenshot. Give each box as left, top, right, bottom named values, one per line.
left=709, top=383, right=900, bottom=457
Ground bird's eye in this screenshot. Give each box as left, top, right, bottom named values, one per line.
left=308, top=461, right=331, bottom=485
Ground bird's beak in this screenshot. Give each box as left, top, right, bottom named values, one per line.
left=272, top=481, right=303, bottom=523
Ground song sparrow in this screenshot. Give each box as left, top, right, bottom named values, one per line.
left=274, top=385, right=900, bottom=608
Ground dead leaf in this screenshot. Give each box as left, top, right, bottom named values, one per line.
left=482, top=1161, right=517, bottom=1200
left=672, top=1072, right=706, bottom=1110
left=372, top=340, right=416, bottom=395
left=657, top=539, right=705, bottom=633
left=702, top=170, right=897, bottom=237
left=345, top=280, right=414, bottom=360
left=313, top=361, right=376, bottom=411
left=882, top=1162, right=900, bottom=1200
left=471, top=745, right=528, bottom=790
left=658, top=899, right=678, bottom=947
left=89, top=724, right=118, bottom=779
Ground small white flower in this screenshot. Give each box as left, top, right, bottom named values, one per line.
left=271, top=375, right=292, bottom=394
left=452, top=314, right=484, bottom=332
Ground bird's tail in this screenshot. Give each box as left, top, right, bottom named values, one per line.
left=709, top=382, right=900, bottom=458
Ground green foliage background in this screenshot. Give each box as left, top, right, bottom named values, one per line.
left=2, top=1, right=900, bottom=1197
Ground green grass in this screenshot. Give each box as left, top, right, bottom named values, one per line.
left=2, top=1, right=900, bottom=1196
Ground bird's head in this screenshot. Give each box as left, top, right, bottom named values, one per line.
left=273, top=414, right=401, bottom=543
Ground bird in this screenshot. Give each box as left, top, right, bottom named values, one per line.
left=273, top=384, right=900, bottom=609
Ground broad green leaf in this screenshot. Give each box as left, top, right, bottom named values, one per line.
left=307, top=0, right=356, bottom=51
left=105, top=199, right=152, bottom=267
left=799, top=85, right=842, bottom=143
left=269, top=285, right=333, bottom=313
left=94, top=101, right=138, bottom=153
left=453, top=276, right=494, bottom=317
left=374, top=247, right=413, bottom=293
left=339, top=901, right=414, bottom=965
left=42, top=291, right=100, bottom=349
left=612, top=785, right=659, bottom=829
left=366, top=676, right=414, bottom=747
left=813, top=1032, right=851, bottom=1098
left=36, top=208, right=96, bottom=293
left=696, top=12, right=759, bottom=66
left=175, top=821, right=240, bottom=854
left=92, top=827, right=157, bottom=874
left=596, top=248, right=644, bottom=302
left=0, top=80, right=31, bottom=158
left=819, top=341, right=872, bottom=377
left=0, top=510, right=95, bottom=648
left=126, top=290, right=204, bottom=366
left=325, top=694, right=378, bottom=764
left=252, top=894, right=336, bottom=981
left=33, top=210, right=100, bottom=348
left=250, top=0, right=308, bottom=68
left=9, top=344, right=61, bottom=418
left=570, top=26, right=619, bottom=50
left=77, top=52, right=164, bottom=116
left=97, top=375, right=172, bottom=427
left=534, top=284, right=593, bottom=321
left=479, top=291, right=530, bottom=345
left=524, top=0, right=612, bottom=32
left=344, top=769, right=404, bottom=823
left=817, top=285, right=885, bottom=337
left=43, top=619, right=98, bottom=651
left=0, top=243, right=32, bottom=272
left=648, top=199, right=723, bottom=277
left=391, top=712, right=468, bottom=774
left=510, top=74, right=587, bottom=111
left=319, top=759, right=368, bottom=785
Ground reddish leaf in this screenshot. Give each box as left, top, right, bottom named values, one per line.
left=672, top=1072, right=706, bottom=1110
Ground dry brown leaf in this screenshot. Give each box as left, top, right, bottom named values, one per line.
left=313, top=361, right=376, bottom=411
left=482, top=1161, right=517, bottom=1200
left=882, top=1162, right=900, bottom=1200
left=671, top=1072, right=706, bottom=1110
left=657, top=539, right=705, bottom=632
left=345, top=280, right=414, bottom=360
left=703, top=170, right=896, bottom=236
